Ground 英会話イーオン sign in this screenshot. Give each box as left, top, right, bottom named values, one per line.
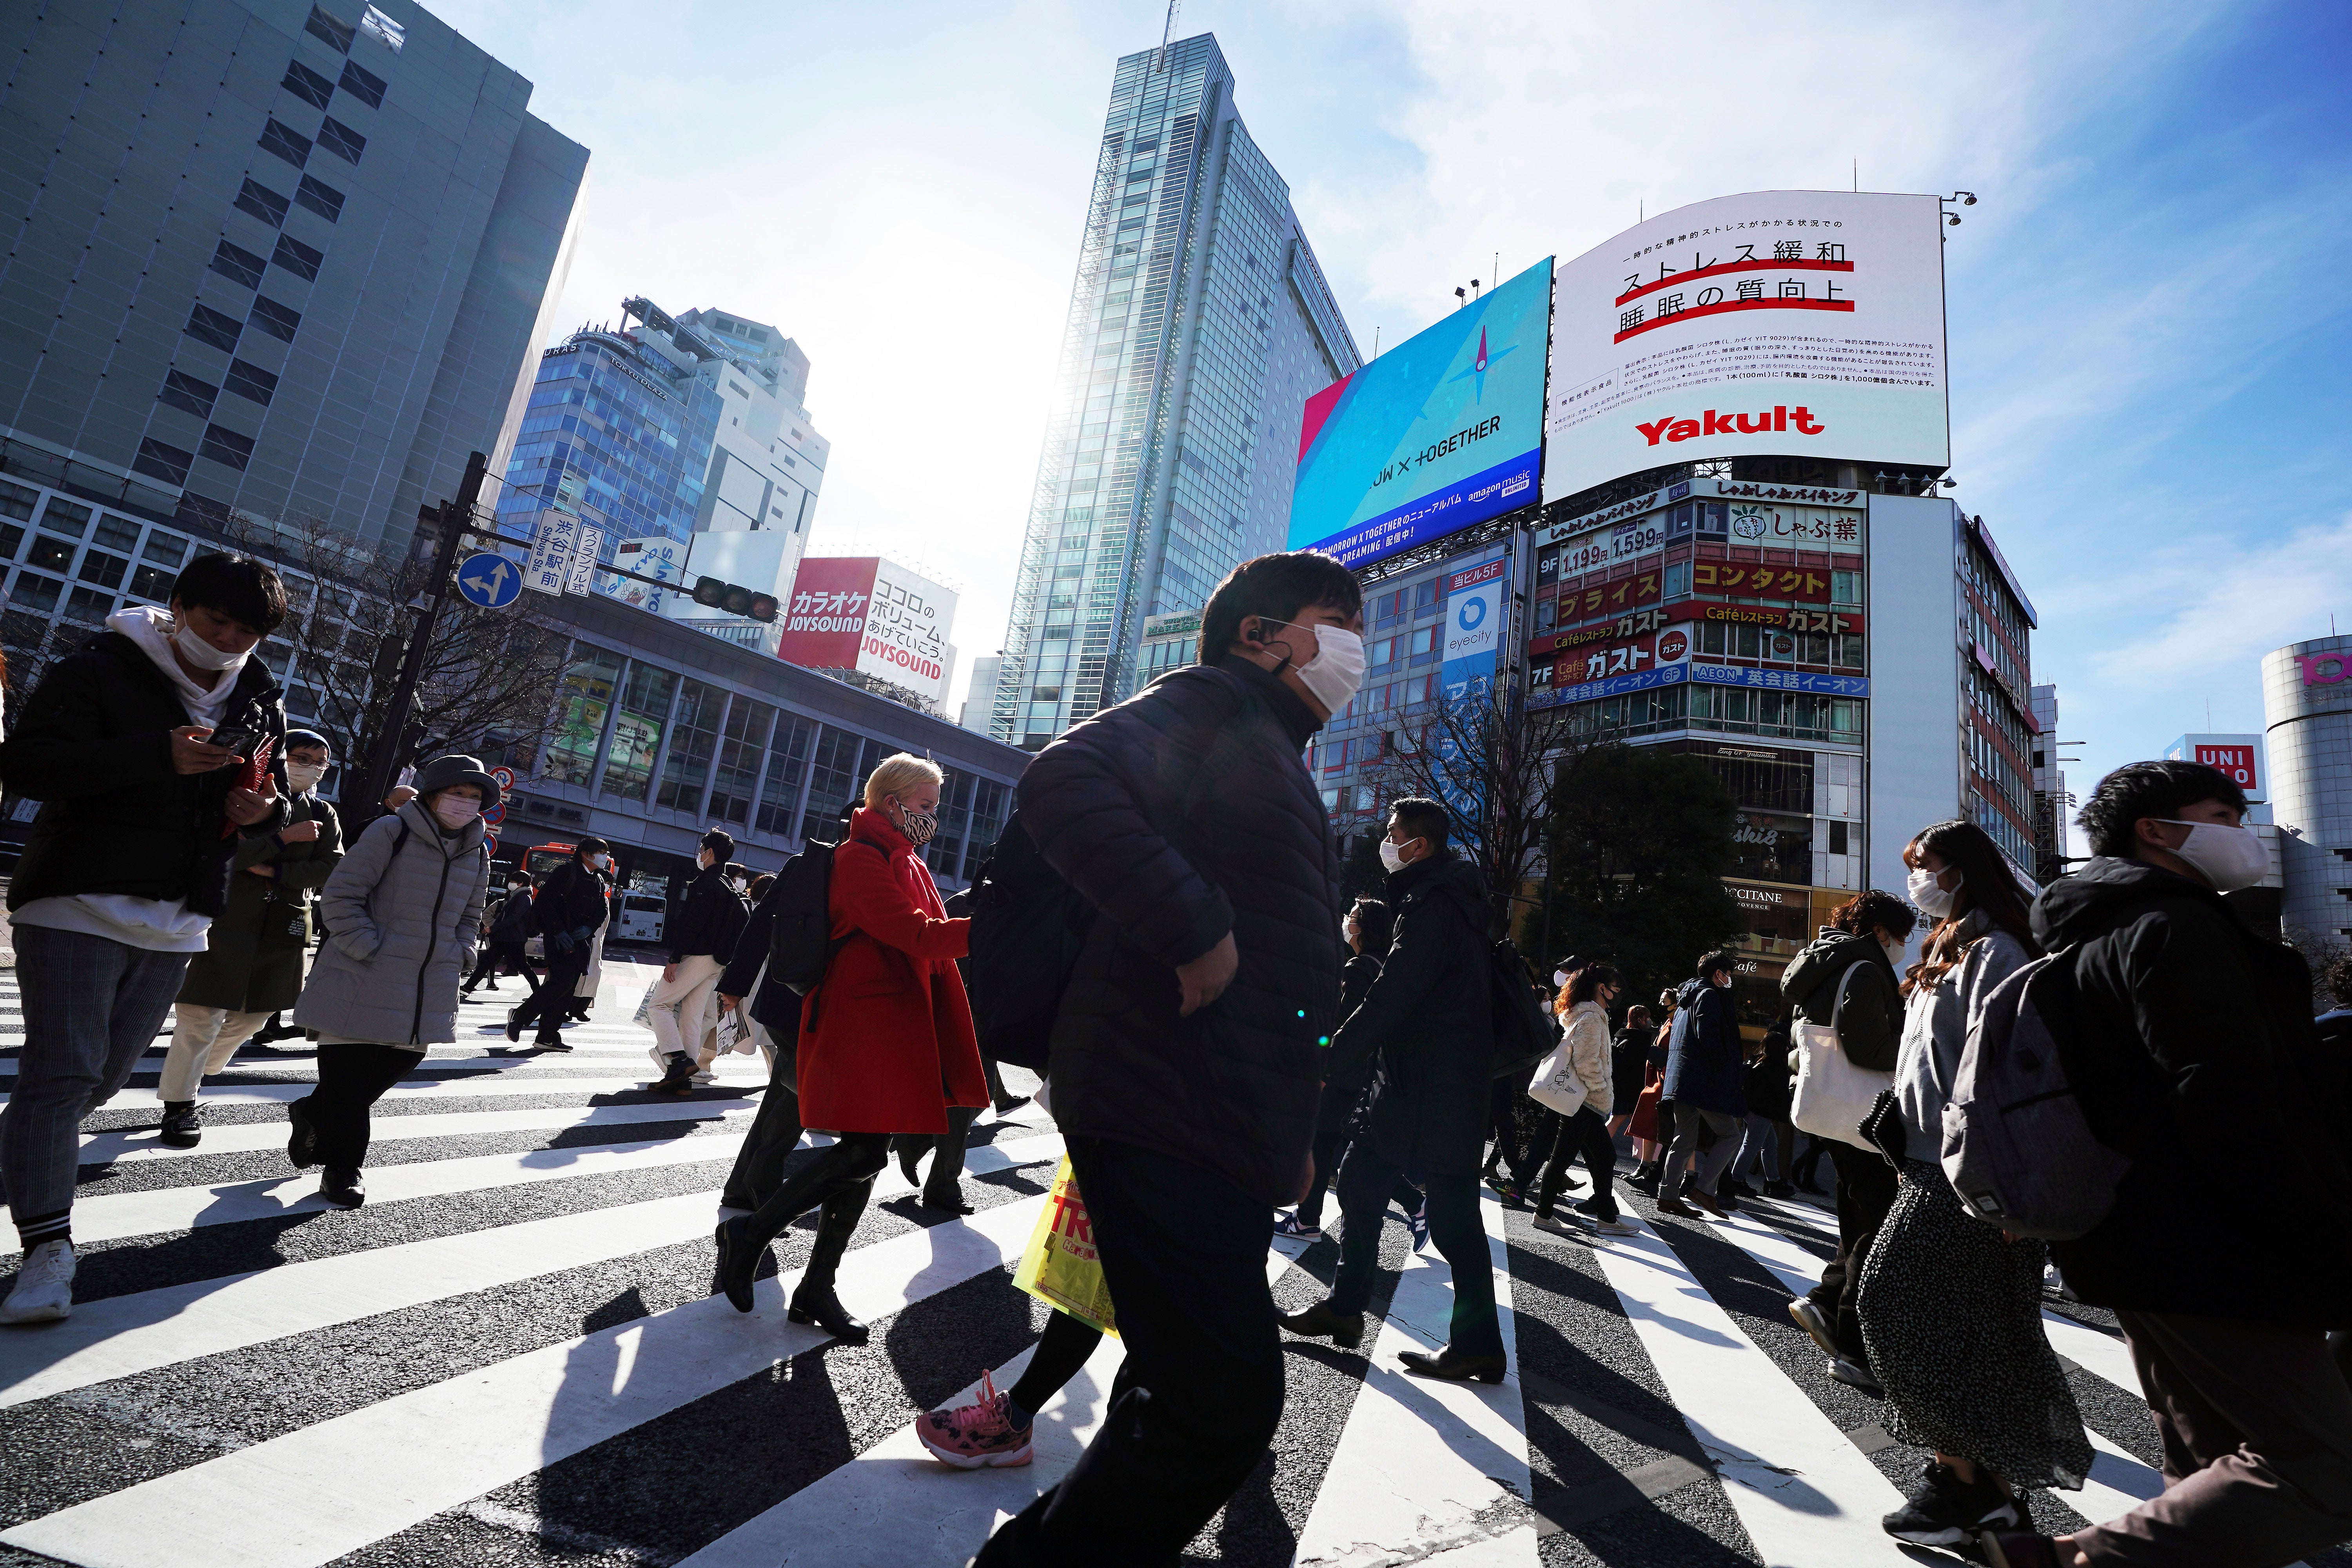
left=1543, top=190, right=1950, bottom=503
left=1287, top=259, right=1552, bottom=570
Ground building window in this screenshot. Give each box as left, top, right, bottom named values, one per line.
left=964, top=778, right=1011, bottom=871
left=158, top=370, right=219, bottom=420
left=704, top=698, right=775, bottom=826
left=656, top=680, right=724, bottom=812
left=9, top=572, right=62, bottom=615
left=223, top=359, right=279, bottom=407
left=198, top=425, right=255, bottom=472
left=257, top=118, right=313, bottom=170
left=305, top=3, right=356, bottom=51
left=799, top=727, right=867, bottom=843
left=234, top=178, right=290, bottom=227
left=184, top=304, right=243, bottom=353
left=24, top=534, right=74, bottom=573
left=314, top=117, right=367, bottom=165
left=209, top=240, right=268, bottom=289
left=338, top=60, right=386, bottom=108
left=63, top=585, right=113, bottom=626
left=271, top=233, right=324, bottom=281
left=132, top=439, right=194, bottom=486
left=931, top=771, right=976, bottom=875
left=93, top=514, right=138, bottom=552
left=755, top=714, right=813, bottom=837
left=543, top=646, right=619, bottom=786
left=601, top=661, right=676, bottom=804
left=247, top=298, right=302, bottom=342
left=281, top=60, right=338, bottom=109
left=1832, top=569, right=1864, bottom=607
left=77, top=550, right=128, bottom=589
left=295, top=175, right=345, bottom=223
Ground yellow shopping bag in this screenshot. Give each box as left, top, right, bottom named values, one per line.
left=1011, top=1156, right=1118, bottom=1338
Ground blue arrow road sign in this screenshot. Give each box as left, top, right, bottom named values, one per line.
left=454, top=552, right=522, bottom=610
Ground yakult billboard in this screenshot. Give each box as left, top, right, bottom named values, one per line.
left=1544, top=191, right=1949, bottom=503
left=775, top=555, right=959, bottom=704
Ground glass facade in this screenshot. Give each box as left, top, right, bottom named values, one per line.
left=993, top=34, right=1357, bottom=749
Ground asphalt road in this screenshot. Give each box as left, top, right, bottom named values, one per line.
left=1, top=961, right=2347, bottom=1568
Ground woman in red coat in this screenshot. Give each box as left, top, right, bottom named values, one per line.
left=715, top=754, right=988, bottom=1336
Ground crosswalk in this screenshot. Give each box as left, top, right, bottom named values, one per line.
left=0, top=958, right=2229, bottom=1566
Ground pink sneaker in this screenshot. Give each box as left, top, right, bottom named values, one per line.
left=914, top=1370, right=1034, bottom=1469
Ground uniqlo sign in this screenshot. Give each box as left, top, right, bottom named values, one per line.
left=2195, top=744, right=2259, bottom=793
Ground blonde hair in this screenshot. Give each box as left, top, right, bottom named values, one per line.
left=864, top=751, right=944, bottom=807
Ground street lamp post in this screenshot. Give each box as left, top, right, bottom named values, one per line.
left=354, top=448, right=487, bottom=817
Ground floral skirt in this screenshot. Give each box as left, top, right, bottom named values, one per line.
left=1854, top=1160, right=2091, bottom=1490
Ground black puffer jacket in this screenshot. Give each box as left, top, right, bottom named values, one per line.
left=1781, top=927, right=1904, bottom=1070
left=668, top=865, right=749, bottom=962
left=2037, top=856, right=2352, bottom=1326
left=1338, top=951, right=1382, bottom=1024
left=1020, top=657, right=1341, bottom=1206
left=532, top=860, right=609, bottom=941
left=1327, top=851, right=1492, bottom=1177
left=0, top=629, right=285, bottom=915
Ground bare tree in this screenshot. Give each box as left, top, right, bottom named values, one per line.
left=1360, top=673, right=1583, bottom=935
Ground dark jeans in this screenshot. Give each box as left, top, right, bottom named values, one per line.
left=1537, top=1105, right=1619, bottom=1222
left=1331, top=1144, right=1502, bottom=1358
left=2074, top=1310, right=2352, bottom=1567
left=463, top=940, right=537, bottom=995
left=512, top=946, right=590, bottom=1041
left=979, top=1136, right=1285, bottom=1567
left=1296, top=1071, right=1367, bottom=1227
left=1009, top=1308, right=1109, bottom=1421
left=1807, top=1139, right=1898, bottom=1363
left=297, top=1042, right=426, bottom=1169
left=721, top=1045, right=805, bottom=1210
left=0, top=927, right=190, bottom=1246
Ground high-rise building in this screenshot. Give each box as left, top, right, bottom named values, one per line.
left=2262, top=637, right=2352, bottom=948
left=959, top=654, right=1002, bottom=733
left=991, top=33, right=1357, bottom=749
left=0, top=0, right=586, bottom=562
left=492, top=297, right=827, bottom=631
left=2032, top=684, right=2071, bottom=882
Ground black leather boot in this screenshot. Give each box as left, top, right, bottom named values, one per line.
left=1400, top=1345, right=1506, bottom=1384
left=1277, top=1300, right=1365, bottom=1348
left=787, top=1185, right=871, bottom=1342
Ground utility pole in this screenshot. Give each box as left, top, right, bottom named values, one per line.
left=354, top=449, right=487, bottom=817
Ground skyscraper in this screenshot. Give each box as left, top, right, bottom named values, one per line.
left=0, top=0, right=587, bottom=561
left=991, top=33, right=1357, bottom=749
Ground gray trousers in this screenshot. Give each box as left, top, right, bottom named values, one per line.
left=1, top=926, right=191, bottom=1246
left=2075, top=1309, right=2352, bottom=1567
left=1661, top=1105, right=1744, bottom=1201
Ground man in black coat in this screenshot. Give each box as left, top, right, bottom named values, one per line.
left=1282, top=796, right=1503, bottom=1381
left=0, top=554, right=290, bottom=1324
left=1985, top=760, right=2352, bottom=1568
left=650, top=828, right=750, bottom=1093
left=508, top=837, right=611, bottom=1049
left=975, top=552, right=1355, bottom=1567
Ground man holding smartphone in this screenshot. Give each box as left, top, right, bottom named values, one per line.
left=0, top=554, right=290, bottom=1324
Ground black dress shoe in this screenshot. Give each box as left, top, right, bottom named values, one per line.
left=1400, top=1346, right=1506, bottom=1384
left=715, top=1217, right=760, bottom=1313
left=653, top=1055, right=697, bottom=1094
left=286, top=1097, right=319, bottom=1169
left=1277, top=1301, right=1365, bottom=1348
left=787, top=1281, right=869, bottom=1342
left=321, top=1167, right=365, bottom=1207
left=505, top=1008, right=523, bottom=1044
left=920, top=1186, right=975, bottom=1215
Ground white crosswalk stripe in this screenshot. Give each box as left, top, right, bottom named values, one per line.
left=0, top=959, right=2238, bottom=1568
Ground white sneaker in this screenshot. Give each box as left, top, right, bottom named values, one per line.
left=0, top=1239, right=76, bottom=1324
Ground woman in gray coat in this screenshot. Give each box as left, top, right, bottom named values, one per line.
left=287, top=754, right=497, bottom=1207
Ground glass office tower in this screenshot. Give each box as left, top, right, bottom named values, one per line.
left=991, top=33, right=1357, bottom=748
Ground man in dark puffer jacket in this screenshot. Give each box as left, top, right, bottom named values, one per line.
left=976, top=552, right=1354, bottom=1567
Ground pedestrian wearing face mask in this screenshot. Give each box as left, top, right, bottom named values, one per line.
left=0, top=555, right=291, bottom=1323
left=1979, top=761, right=2352, bottom=1568
left=507, top=838, right=611, bottom=1049
left=155, top=729, right=344, bottom=1148
left=649, top=828, right=751, bottom=1095
left=973, top=552, right=1356, bottom=1565
left=1777, top=888, right=1915, bottom=1390
left=280, top=755, right=494, bottom=1209
left=1654, top=950, right=1750, bottom=1219
left=713, top=753, right=987, bottom=1337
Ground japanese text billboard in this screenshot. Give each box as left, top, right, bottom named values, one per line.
left=1544, top=191, right=1948, bottom=502
left=775, top=556, right=959, bottom=704
left=1289, top=259, right=1551, bottom=569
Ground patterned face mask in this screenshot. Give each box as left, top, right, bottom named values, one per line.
left=893, top=799, right=937, bottom=846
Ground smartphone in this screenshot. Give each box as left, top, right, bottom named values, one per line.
left=205, top=726, right=261, bottom=755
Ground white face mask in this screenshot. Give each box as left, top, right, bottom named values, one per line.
left=171, top=617, right=247, bottom=673
left=1880, top=935, right=1907, bottom=967
left=432, top=797, right=481, bottom=830
left=1378, top=835, right=1419, bottom=874
left=2157, top=819, right=2269, bottom=893
left=1261, top=620, right=1366, bottom=714
left=588, top=852, right=610, bottom=871
left=1906, top=865, right=1962, bottom=919
left=285, top=760, right=328, bottom=793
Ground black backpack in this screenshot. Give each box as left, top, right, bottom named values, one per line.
left=964, top=812, right=1095, bottom=1073
left=1488, top=939, right=1556, bottom=1079
left=766, top=810, right=862, bottom=998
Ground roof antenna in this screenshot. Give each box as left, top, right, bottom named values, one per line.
left=1156, top=0, right=1180, bottom=71
left=1853, top=157, right=1858, bottom=192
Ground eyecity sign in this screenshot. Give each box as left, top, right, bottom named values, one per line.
left=1544, top=190, right=1950, bottom=503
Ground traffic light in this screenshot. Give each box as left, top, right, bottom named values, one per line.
left=691, top=576, right=779, bottom=622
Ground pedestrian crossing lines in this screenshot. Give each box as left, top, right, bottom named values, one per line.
left=0, top=956, right=2256, bottom=1568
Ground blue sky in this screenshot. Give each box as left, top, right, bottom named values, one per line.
left=435, top=0, right=2349, bottom=815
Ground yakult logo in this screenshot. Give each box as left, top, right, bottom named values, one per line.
left=1637, top=405, right=1825, bottom=446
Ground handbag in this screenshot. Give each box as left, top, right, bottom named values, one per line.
left=1526, top=1016, right=1590, bottom=1118
left=1790, top=959, right=1893, bottom=1151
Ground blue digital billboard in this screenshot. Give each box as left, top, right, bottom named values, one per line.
left=1288, top=258, right=1551, bottom=569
